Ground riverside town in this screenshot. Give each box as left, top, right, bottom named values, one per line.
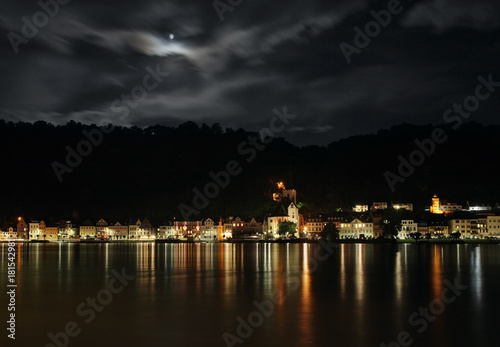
left=2, top=182, right=500, bottom=243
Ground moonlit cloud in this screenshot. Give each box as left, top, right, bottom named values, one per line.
left=0, top=0, right=499, bottom=146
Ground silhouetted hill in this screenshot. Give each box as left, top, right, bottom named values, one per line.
left=1, top=119, right=499, bottom=223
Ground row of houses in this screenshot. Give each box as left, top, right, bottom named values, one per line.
left=2, top=193, right=500, bottom=240
left=1, top=217, right=156, bottom=241
left=4, top=211, right=500, bottom=241
left=355, top=202, right=414, bottom=212
left=302, top=213, right=500, bottom=239
left=0, top=216, right=266, bottom=241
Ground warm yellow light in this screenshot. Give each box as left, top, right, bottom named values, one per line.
left=277, top=181, right=285, bottom=189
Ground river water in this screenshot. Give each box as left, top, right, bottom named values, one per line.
left=1, top=242, right=499, bottom=347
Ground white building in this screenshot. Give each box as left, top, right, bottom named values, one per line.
left=340, top=219, right=374, bottom=239
left=138, top=218, right=155, bottom=238
left=353, top=205, right=369, bottom=213
left=201, top=218, right=218, bottom=240
left=468, top=205, right=492, bottom=211
left=440, top=203, right=462, bottom=213
left=2, top=227, right=17, bottom=240
left=29, top=221, right=40, bottom=240
left=399, top=220, right=418, bottom=239
left=109, top=222, right=128, bottom=239
left=128, top=221, right=140, bottom=239
left=158, top=224, right=176, bottom=239
left=29, top=220, right=46, bottom=240
left=266, top=202, right=300, bottom=238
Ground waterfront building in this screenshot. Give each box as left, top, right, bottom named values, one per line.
left=487, top=216, right=500, bottom=237
left=200, top=218, right=218, bottom=240
left=266, top=202, right=300, bottom=238
left=128, top=219, right=141, bottom=239
left=16, top=217, right=28, bottom=239
left=109, top=222, right=128, bottom=239
left=158, top=222, right=176, bottom=239
left=2, top=227, right=17, bottom=239
left=29, top=221, right=42, bottom=240
left=96, top=218, right=109, bottom=238
left=223, top=217, right=234, bottom=239
left=231, top=217, right=245, bottom=238
left=304, top=214, right=327, bottom=237
left=399, top=220, right=418, bottom=239
left=448, top=219, right=484, bottom=238
left=59, top=221, right=78, bottom=238
left=371, top=214, right=384, bottom=238
left=427, top=221, right=449, bottom=237
left=174, top=220, right=202, bottom=238
left=45, top=225, right=59, bottom=240
left=139, top=217, right=155, bottom=238
left=242, top=218, right=263, bottom=238
left=340, top=218, right=374, bottom=239
left=80, top=220, right=96, bottom=238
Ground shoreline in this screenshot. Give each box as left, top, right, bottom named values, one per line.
left=2, top=239, right=500, bottom=244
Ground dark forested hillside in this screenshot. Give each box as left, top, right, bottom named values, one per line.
left=1, top=119, right=499, bottom=223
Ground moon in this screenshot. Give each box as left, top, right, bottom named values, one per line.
left=169, top=34, right=174, bottom=40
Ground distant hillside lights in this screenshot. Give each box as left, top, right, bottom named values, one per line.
left=384, top=74, right=499, bottom=192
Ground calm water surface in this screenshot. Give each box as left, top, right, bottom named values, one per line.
left=1, top=242, right=500, bottom=347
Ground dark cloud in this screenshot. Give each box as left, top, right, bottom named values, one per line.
left=0, top=0, right=499, bottom=146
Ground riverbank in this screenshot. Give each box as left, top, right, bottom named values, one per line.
left=2, top=238, right=500, bottom=244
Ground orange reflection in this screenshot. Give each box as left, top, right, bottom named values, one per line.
left=431, top=245, right=443, bottom=299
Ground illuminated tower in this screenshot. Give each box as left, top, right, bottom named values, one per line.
left=273, top=181, right=285, bottom=201
left=430, top=194, right=443, bottom=214
left=218, top=218, right=224, bottom=241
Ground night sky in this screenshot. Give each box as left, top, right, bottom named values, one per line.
left=1, top=0, right=499, bottom=146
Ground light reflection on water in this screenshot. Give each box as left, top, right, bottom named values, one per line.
left=0, top=242, right=499, bottom=346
